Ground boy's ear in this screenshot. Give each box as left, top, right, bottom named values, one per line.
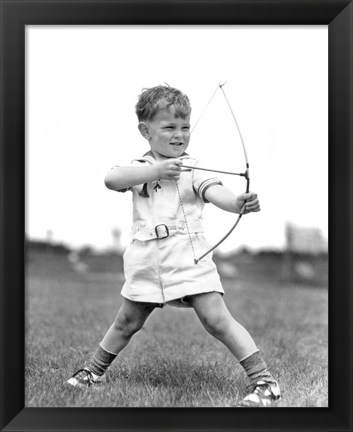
left=138, top=122, right=150, bottom=141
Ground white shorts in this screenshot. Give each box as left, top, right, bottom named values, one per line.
left=121, top=233, right=224, bottom=307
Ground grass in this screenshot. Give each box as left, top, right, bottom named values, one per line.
left=25, top=252, right=328, bottom=407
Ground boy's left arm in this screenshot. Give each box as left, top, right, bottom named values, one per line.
left=205, top=184, right=261, bottom=214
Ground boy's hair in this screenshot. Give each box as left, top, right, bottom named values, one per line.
left=135, top=85, right=191, bottom=122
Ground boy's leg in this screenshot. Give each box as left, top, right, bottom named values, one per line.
left=68, top=298, right=155, bottom=387
left=191, top=292, right=280, bottom=405
left=99, top=298, right=156, bottom=355
left=191, top=292, right=258, bottom=360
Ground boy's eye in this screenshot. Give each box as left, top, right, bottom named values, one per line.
left=163, top=125, right=190, bottom=131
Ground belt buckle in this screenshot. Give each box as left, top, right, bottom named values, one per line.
left=155, top=224, right=169, bottom=239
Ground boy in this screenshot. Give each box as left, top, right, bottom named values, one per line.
left=67, top=85, right=281, bottom=407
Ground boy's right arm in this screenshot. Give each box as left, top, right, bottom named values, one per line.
left=104, top=158, right=182, bottom=191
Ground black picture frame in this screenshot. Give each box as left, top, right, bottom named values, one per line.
left=1, top=1, right=352, bottom=431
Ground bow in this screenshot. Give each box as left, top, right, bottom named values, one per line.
left=180, top=82, right=250, bottom=264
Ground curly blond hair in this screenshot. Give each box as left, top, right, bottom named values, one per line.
left=135, top=85, right=191, bottom=122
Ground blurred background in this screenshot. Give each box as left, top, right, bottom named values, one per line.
left=26, top=26, right=328, bottom=285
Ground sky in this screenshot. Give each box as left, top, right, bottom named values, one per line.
left=26, top=26, right=328, bottom=253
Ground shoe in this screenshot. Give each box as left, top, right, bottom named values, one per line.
left=238, top=380, right=281, bottom=407
left=67, top=368, right=106, bottom=388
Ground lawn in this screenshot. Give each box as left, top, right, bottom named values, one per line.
left=25, top=251, right=328, bottom=407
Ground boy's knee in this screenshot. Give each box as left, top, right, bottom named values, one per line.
left=202, top=315, right=229, bottom=339
left=113, top=314, right=143, bottom=337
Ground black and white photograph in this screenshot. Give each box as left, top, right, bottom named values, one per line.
left=26, top=25, right=328, bottom=408
left=1, top=1, right=352, bottom=431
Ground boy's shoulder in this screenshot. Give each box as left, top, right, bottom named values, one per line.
left=131, top=151, right=155, bottom=166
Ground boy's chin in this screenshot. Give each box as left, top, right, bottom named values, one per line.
left=169, top=147, right=187, bottom=157
left=151, top=151, right=173, bottom=161
left=153, top=150, right=185, bottom=160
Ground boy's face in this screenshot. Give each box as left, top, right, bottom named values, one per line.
left=142, top=106, right=191, bottom=160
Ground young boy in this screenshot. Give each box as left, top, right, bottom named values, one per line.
left=67, top=85, right=281, bottom=407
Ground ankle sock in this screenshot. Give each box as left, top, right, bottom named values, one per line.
left=87, top=344, right=117, bottom=377
left=239, top=350, right=274, bottom=385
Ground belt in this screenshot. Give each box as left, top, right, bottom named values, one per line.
left=132, top=221, right=204, bottom=241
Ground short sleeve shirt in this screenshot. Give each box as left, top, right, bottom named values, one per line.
left=115, top=152, right=222, bottom=230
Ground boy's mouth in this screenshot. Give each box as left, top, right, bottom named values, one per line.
left=170, top=142, right=184, bottom=146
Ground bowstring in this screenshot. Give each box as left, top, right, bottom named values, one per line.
left=175, top=180, right=198, bottom=264
left=219, top=83, right=249, bottom=167
left=175, top=86, right=223, bottom=265
left=177, top=83, right=249, bottom=264
left=190, top=85, right=221, bottom=135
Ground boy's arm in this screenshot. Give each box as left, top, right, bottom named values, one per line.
left=204, top=184, right=261, bottom=214
left=105, top=165, right=159, bottom=191
left=104, top=158, right=182, bottom=191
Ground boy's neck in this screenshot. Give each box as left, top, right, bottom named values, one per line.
left=144, top=150, right=189, bottom=161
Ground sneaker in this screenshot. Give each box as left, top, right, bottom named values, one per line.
left=67, top=368, right=106, bottom=388
left=238, top=380, right=281, bottom=407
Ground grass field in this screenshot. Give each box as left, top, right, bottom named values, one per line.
left=25, top=250, right=328, bottom=407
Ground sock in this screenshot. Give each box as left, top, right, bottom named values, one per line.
left=87, top=344, right=117, bottom=377
left=239, top=350, right=275, bottom=385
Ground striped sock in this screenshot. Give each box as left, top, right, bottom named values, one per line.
left=87, top=344, right=117, bottom=377
left=239, top=350, right=274, bottom=385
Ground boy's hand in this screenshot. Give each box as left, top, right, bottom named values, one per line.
left=235, top=192, right=261, bottom=214
left=157, top=158, right=182, bottom=181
